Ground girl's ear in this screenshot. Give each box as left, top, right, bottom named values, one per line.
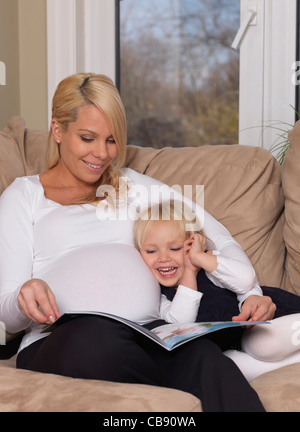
left=51, top=119, right=62, bottom=144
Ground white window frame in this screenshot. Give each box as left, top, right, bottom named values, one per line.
left=46, top=0, right=116, bottom=125
left=47, top=0, right=297, bottom=151
left=239, top=0, right=297, bottom=149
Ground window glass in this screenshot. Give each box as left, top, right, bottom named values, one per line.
left=119, top=0, right=240, bottom=148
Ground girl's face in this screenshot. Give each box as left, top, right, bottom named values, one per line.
left=52, top=104, right=118, bottom=188
left=139, top=220, right=186, bottom=288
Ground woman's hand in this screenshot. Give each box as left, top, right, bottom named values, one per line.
left=17, top=278, right=60, bottom=325
left=232, top=295, right=276, bottom=322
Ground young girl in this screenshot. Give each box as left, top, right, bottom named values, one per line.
left=134, top=200, right=257, bottom=320
left=146, top=220, right=203, bottom=325
left=134, top=200, right=300, bottom=381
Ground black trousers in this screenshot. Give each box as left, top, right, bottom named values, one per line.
left=17, top=315, right=265, bottom=412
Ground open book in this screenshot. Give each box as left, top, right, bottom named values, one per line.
left=41, top=311, right=269, bottom=351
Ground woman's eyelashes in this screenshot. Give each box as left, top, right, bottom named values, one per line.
left=80, top=135, right=116, bottom=144
left=80, top=136, right=94, bottom=143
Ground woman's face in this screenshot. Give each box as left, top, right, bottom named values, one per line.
left=52, top=104, right=118, bottom=187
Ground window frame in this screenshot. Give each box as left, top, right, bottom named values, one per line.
left=46, top=0, right=117, bottom=123
left=238, top=0, right=297, bottom=150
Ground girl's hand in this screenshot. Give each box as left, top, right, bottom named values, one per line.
left=184, top=234, right=207, bottom=268
left=17, top=278, right=60, bottom=325
left=184, top=234, right=218, bottom=273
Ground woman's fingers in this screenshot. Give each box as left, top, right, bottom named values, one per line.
left=17, top=279, right=60, bottom=324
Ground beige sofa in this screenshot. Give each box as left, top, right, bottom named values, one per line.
left=0, top=116, right=300, bottom=412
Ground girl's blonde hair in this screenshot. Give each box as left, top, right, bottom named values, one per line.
left=47, top=73, right=127, bottom=203
left=134, top=200, right=207, bottom=250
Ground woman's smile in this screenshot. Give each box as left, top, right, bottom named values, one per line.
left=81, top=159, right=106, bottom=171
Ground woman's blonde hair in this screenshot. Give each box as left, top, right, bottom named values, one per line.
left=134, top=200, right=208, bottom=250
left=47, top=73, right=127, bottom=203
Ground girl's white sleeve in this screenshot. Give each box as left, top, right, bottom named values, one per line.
left=0, top=179, right=33, bottom=333
left=159, top=285, right=203, bottom=324
left=123, top=168, right=263, bottom=306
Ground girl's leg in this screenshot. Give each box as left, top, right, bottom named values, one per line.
left=241, top=313, right=300, bottom=361
left=262, top=286, right=300, bottom=318
left=225, top=349, right=300, bottom=382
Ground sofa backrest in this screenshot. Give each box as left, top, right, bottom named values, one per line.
left=282, top=120, right=300, bottom=295
left=0, top=116, right=47, bottom=194
left=125, top=144, right=285, bottom=289
left=0, top=116, right=288, bottom=291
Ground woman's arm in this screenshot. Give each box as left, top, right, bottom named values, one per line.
left=0, top=178, right=58, bottom=333
left=0, top=179, right=34, bottom=332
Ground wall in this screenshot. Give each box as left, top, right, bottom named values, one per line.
left=0, top=0, right=20, bottom=130
left=0, top=0, right=48, bottom=131
left=18, top=0, right=48, bottom=131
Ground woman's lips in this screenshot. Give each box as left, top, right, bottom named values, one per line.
left=82, top=160, right=106, bottom=171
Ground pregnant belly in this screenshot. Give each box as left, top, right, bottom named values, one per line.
left=39, top=243, right=161, bottom=324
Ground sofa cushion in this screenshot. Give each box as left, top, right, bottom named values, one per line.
left=125, top=144, right=285, bottom=288
left=251, top=363, right=300, bottom=412
left=282, top=121, right=300, bottom=295
left=0, top=116, right=47, bottom=194
left=0, top=363, right=202, bottom=412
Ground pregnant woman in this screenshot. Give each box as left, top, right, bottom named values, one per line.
left=0, top=73, right=273, bottom=411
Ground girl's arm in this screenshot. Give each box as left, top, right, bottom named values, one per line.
left=198, top=210, right=262, bottom=305
left=159, top=286, right=203, bottom=324
left=185, top=233, right=258, bottom=305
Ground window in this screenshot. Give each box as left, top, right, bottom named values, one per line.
left=119, top=0, right=240, bottom=148
left=46, top=0, right=298, bottom=151
left=237, top=0, right=297, bottom=150
left=117, top=0, right=298, bottom=150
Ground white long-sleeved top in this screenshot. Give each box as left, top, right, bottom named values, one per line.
left=0, top=168, right=261, bottom=351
